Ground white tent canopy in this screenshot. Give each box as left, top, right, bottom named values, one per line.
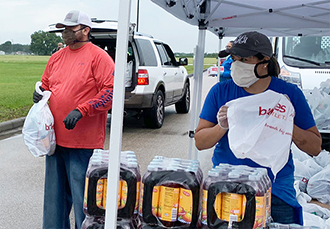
left=151, top=0, right=330, bottom=160
left=105, top=1, right=330, bottom=227
left=151, top=0, right=330, bottom=37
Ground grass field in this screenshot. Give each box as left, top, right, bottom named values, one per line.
left=0, top=55, right=50, bottom=122
left=0, top=55, right=217, bottom=123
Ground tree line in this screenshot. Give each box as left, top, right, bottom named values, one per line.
left=0, top=31, right=62, bottom=55
left=0, top=31, right=218, bottom=57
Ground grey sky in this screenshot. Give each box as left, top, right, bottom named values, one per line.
left=0, top=0, right=233, bottom=53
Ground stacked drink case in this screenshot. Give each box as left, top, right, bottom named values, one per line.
left=81, top=150, right=141, bottom=229
left=139, top=156, right=203, bottom=228
left=200, top=164, right=272, bottom=229
left=81, top=152, right=272, bottom=229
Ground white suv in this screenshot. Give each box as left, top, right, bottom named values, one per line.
left=46, top=20, right=190, bottom=128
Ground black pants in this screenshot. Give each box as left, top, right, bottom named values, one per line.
left=271, top=195, right=295, bottom=224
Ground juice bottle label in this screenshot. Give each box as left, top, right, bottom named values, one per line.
left=158, top=186, right=180, bottom=222
left=152, top=186, right=160, bottom=216
left=221, top=193, right=243, bottom=222
left=118, top=180, right=122, bottom=208
left=121, top=180, right=128, bottom=208
left=178, top=188, right=193, bottom=223
left=138, top=183, right=144, bottom=216
left=83, top=177, right=89, bottom=209
left=102, top=179, right=108, bottom=209
left=135, top=181, right=140, bottom=213
left=214, top=193, right=222, bottom=219
left=242, top=194, right=247, bottom=220
left=267, top=188, right=271, bottom=224
left=253, top=196, right=265, bottom=229
left=96, top=178, right=104, bottom=208
left=201, top=189, right=208, bottom=225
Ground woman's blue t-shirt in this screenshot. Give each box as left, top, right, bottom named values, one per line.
left=199, top=77, right=316, bottom=225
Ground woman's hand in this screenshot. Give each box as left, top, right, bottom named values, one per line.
left=217, top=105, right=229, bottom=129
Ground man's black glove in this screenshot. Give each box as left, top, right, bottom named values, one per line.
left=33, top=86, right=45, bottom=103
left=63, top=109, right=83, bottom=130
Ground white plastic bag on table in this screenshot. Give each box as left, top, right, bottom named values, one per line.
left=22, top=81, right=56, bottom=157
left=314, top=150, right=330, bottom=168
left=307, top=164, right=330, bottom=204
left=303, top=211, right=327, bottom=229
left=226, top=90, right=295, bottom=178
left=303, top=79, right=330, bottom=131
left=291, top=143, right=312, bottom=162
left=301, top=202, right=330, bottom=220
left=294, top=158, right=323, bottom=192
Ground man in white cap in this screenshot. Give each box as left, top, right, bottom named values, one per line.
left=33, top=10, right=115, bottom=228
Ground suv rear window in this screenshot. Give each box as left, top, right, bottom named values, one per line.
left=135, top=38, right=157, bottom=67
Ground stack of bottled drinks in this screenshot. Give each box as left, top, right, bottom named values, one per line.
left=200, top=164, right=272, bottom=229
left=139, top=156, right=203, bottom=228
left=81, top=150, right=141, bottom=229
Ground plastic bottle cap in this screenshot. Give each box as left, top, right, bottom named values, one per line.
left=208, top=170, right=219, bottom=177
left=228, top=172, right=240, bottom=179
left=147, top=165, right=158, bottom=171
left=248, top=174, right=258, bottom=181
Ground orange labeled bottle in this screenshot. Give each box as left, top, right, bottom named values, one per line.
left=256, top=168, right=272, bottom=226
left=201, top=169, right=220, bottom=225
left=139, top=165, right=160, bottom=217
left=120, top=180, right=128, bottom=209
left=158, top=182, right=181, bottom=226
left=247, top=174, right=266, bottom=229
left=221, top=172, right=243, bottom=224
left=178, top=187, right=193, bottom=224
left=96, top=178, right=104, bottom=208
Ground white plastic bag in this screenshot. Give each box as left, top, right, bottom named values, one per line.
left=22, top=81, right=56, bottom=157
left=314, top=150, right=330, bottom=168
left=291, top=142, right=312, bottom=162
left=226, top=90, right=295, bottom=178
left=303, top=79, right=330, bottom=131
left=307, top=164, right=330, bottom=204
left=303, top=211, right=328, bottom=228
left=294, top=158, right=323, bottom=192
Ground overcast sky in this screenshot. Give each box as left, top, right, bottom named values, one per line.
left=0, top=0, right=233, bottom=53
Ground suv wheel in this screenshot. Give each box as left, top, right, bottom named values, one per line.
left=143, top=90, right=165, bottom=128
left=175, top=82, right=190, bottom=113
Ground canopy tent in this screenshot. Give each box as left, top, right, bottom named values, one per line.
left=151, top=0, right=330, bottom=160
left=152, top=0, right=330, bottom=37
left=104, top=1, right=330, bottom=227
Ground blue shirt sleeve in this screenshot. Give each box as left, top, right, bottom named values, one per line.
left=200, top=83, right=221, bottom=124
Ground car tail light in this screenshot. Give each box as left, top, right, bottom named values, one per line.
left=137, top=69, right=149, bottom=85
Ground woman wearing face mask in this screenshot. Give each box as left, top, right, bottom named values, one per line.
left=195, top=31, right=321, bottom=225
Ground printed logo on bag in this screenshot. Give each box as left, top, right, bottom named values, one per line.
left=45, top=123, right=54, bottom=131
left=259, top=103, right=288, bottom=120
left=259, top=103, right=286, bottom=116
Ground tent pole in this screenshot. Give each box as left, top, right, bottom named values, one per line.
left=188, top=46, right=199, bottom=160
left=217, top=38, right=222, bottom=82
left=188, top=28, right=206, bottom=160
left=104, top=0, right=131, bottom=228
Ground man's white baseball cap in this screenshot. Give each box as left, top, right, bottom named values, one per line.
left=56, top=10, right=92, bottom=28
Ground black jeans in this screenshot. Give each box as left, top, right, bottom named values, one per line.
left=271, top=195, right=295, bottom=224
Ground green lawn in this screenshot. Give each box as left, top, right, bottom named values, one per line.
left=0, top=55, right=50, bottom=122
left=185, top=57, right=218, bottom=74
left=0, top=55, right=217, bottom=122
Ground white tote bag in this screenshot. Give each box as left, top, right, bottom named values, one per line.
left=226, top=90, right=295, bottom=177
left=22, top=81, right=56, bottom=157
